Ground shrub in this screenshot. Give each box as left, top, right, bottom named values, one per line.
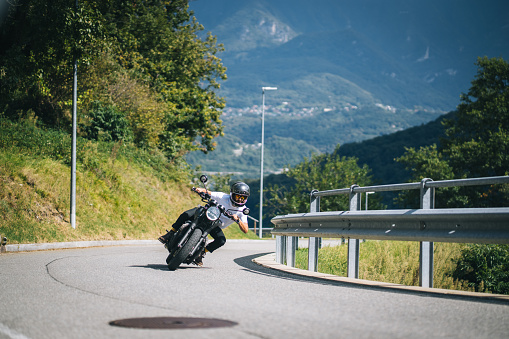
left=83, top=101, right=132, bottom=142
left=453, top=244, right=509, bottom=294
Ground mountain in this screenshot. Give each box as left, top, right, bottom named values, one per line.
left=334, top=111, right=453, bottom=185
left=242, top=111, right=452, bottom=223
left=190, top=0, right=508, bottom=110
left=187, top=0, right=509, bottom=176
left=187, top=104, right=445, bottom=176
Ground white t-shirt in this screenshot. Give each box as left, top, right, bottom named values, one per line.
left=211, top=192, right=248, bottom=229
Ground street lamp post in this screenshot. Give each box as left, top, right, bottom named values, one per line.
left=70, top=0, right=79, bottom=229
left=259, top=86, right=277, bottom=238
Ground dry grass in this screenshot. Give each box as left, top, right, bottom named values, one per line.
left=295, top=240, right=475, bottom=292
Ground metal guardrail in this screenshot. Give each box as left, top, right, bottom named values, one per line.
left=270, top=176, right=509, bottom=288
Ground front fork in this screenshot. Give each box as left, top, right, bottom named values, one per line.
left=186, top=221, right=220, bottom=262
left=176, top=223, right=194, bottom=249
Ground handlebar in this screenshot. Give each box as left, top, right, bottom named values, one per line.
left=191, top=187, right=240, bottom=224
left=192, top=187, right=210, bottom=200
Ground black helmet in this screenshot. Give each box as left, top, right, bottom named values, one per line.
left=230, top=182, right=250, bottom=207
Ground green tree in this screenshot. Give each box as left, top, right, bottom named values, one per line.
left=0, top=0, right=227, bottom=160
left=266, top=150, right=383, bottom=216
left=82, top=101, right=131, bottom=142
left=396, top=57, right=509, bottom=293
left=397, top=57, right=509, bottom=208
left=95, top=0, right=227, bottom=157
left=0, top=0, right=101, bottom=127
left=394, top=144, right=469, bottom=208
left=443, top=56, right=509, bottom=179
left=453, top=244, right=509, bottom=294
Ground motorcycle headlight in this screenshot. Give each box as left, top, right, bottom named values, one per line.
left=206, top=206, right=221, bottom=221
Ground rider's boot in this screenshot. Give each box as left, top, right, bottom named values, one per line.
left=193, top=248, right=207, bottom=267
left=158, top=228, right=176, bottom=244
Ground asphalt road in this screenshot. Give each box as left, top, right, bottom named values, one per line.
left=1, top=240, right=508, bottom=339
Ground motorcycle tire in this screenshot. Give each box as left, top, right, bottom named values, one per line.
left=166, top=222, right=189, bottom=252
left=167, top=228, right=203, bottom=271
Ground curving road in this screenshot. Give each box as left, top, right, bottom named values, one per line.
left=1, top=240, right=508, bottom=339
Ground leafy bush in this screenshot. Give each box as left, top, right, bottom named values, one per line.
left=453, top=244, right=509, bottom=294
left=83, top=102, right=132, bottom=142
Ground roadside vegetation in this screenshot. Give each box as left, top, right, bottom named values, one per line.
left=0, top=117, right=258, bottom=243
left=295, top=242, right=471, bottom=292
left=0, top=1, right=258, bottom=243
left=295, top=241, right=509, bottom=295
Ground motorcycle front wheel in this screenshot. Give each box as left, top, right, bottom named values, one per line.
left=166, top=228, right=203, bottom=271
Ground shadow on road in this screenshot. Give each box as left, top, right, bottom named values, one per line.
left=233, top=252, right=348, bottom=287
left=130, top=264, right=208, bottom=271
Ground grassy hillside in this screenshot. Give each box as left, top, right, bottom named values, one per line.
left=0, top=117, right=258, bottom=244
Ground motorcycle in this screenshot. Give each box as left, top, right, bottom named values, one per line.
left=165, top=175, right=250, bottom=270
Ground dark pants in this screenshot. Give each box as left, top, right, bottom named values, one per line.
left=172, top=207, right=226, bottom=253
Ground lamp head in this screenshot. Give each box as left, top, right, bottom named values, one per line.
left=262, top=87, right=277, bottom=92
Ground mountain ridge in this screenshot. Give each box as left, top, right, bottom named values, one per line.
left=187, top=0, right=508, bottom=176
left=190, top=0, right=508, bottom=110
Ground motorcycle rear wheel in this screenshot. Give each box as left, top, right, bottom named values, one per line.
left=166, top=228, right=203, bottom=270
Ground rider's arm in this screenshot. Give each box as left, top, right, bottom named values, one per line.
left=233, top=214, right=249, bottom=233
left=194, top=187, right=210, bottom=195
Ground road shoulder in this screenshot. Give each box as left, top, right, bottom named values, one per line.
left=252, top=252, right=509, bottom=302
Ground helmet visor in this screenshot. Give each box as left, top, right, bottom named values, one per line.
left=232, top=193, right=248, bottom=205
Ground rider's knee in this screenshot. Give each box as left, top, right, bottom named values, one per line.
left=216, top=236, right=226, bottom=247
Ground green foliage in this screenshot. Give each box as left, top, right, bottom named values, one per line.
left=453, top=245, right=509, bottom=294
left=443, top=57, right=509, bottom=179
left=0, top=0, right=102, bottom=127
left=95, top=0, right=226, bottom=156
left=0, top=114, right=184, bottom=182
left=265, top=152, right=384, bottom=217
left=0, top=116, right=72, bottom=162
left=0, top=116, right=261, bottom=243
left=0, top=0, right=226, bottom=160
left=397, top=57, right=509, bottom=208
left=82, top=102, right=132, bottom=142
left=394, top=144, right=469, bottom=208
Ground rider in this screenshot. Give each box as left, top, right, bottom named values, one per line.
left=158, top=181, right=250, bottom=266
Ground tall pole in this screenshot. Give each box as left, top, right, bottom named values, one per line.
left=70, top=60, right=77, bottom=229
left=70, top=0, right=78, bottom=229
left=259, top=86, right=277, bottom=238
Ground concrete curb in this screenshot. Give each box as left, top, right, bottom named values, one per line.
left=0, top=239, right=269, bottom=253
left=2, top=240, right=160, bottom=253
left=252, top=253, right=509, bottom=302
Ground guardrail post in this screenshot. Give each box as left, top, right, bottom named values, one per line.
left=308, top=190, right=321, bottom=271
left=276, top=235, right=286, bottom=264
left=420, top=178, right=435, bottom=288
left=348, top=185, right=361, bottom=279
left=286, top=236, right=297, bottom=267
